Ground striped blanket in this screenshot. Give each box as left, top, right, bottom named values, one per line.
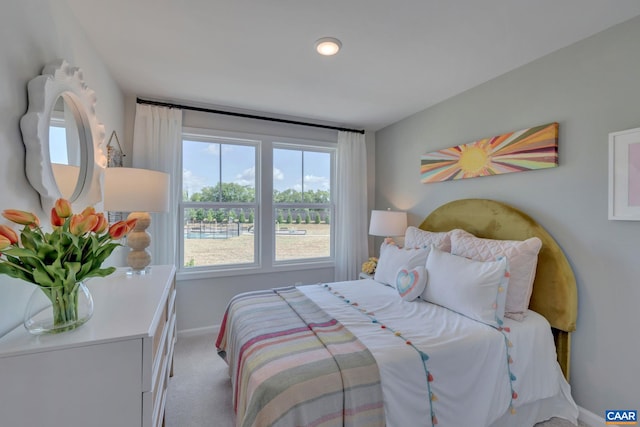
left=216, top=286, right=385, bottom=427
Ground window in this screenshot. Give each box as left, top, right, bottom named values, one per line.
left=273, top=145, right=333, bottom=262
left=181, top=135, right=258, bottom=269
left=180, top=129, right=335, bottom=274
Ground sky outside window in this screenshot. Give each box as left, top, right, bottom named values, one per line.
left=182, top=139, right=255, bottom=199
left=183, top=140, right=329, bottom=198
left=273, top=148, right=330, bottom=195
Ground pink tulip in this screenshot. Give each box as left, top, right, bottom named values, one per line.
left=0, top=224, right=18, bottom=245
left=2, top=209, right=40, bottom=227
left=53, top=199, right=72, bottom=219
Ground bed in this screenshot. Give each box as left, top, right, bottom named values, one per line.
left=216, top=199, right=579, bottom=427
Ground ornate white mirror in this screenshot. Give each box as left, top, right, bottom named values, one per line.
left=21, top=59, right=106, bottom=211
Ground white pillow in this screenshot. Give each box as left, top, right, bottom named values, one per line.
left=422, top=246, right=510, bottom=327
left=395, top=266, right=427, bottom=301
left=450, top=229, right=542, bottom=321
left=403, top=226, right=452, bottom=252
left=374, top=242, right=430, bottom=287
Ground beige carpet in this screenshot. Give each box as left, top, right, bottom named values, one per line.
left=165, top=333, right=582, bottom=427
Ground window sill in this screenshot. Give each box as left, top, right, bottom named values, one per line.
left=176, top=259, right=335, bottom=282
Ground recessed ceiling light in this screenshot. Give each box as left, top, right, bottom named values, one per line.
left=315, top=37, right=342, bottom=56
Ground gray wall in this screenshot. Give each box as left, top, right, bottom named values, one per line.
left=0, top=1, right=125, bottom=336
left=375, top=16, right=640, bottom=416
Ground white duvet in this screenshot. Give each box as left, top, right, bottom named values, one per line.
left=298, top=279, right=578, bottom=427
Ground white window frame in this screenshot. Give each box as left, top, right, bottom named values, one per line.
left=272, top=142, right=335, bottom=266
left=178, top=127, right=336, bottom=280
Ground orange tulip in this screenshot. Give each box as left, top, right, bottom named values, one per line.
left=0, top=225, right=18, bottom=245
left=125, top=218, right=138, bottom=232
left=50, top=208, right=65, bottom=227
left=2, top=209, right=40, bottom=227
left=92, top=213, right=108, bottom=234
left=0, top=235, right=11, bottom=250
left=53, top=198, right=72, bottom=219
left=70, top=214, right=99, bottom=236
left=108, top=221, right=131, bottom=239
left=80, top=206, right=96, bottom=217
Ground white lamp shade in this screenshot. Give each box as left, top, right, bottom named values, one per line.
left=369, top=210, right=407, bottom=237
left=104, top=167, right=170, bottom=213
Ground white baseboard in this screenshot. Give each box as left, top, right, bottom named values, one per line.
left=177, top=324, right=219, bottom=338
left=579, top=406, right=611, bottom=426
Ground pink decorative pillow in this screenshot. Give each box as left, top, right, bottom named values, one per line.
left=450, top=229, right=542, bottom=321
left=403, top=226, right=452, bottom=252
left=395, top=266, right=427, bottom=301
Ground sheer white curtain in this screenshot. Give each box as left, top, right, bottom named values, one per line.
left=132, top=104, right=182, bottom=266
left=334, top=131, right=368, bottom=281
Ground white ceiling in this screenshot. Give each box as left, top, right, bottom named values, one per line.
left=64, top=0, right=640, bottom=131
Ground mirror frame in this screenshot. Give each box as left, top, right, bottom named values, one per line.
left=20, top=59, right=106, bottom=211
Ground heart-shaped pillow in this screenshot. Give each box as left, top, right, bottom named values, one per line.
left=395, top=266, right=427, bottom=301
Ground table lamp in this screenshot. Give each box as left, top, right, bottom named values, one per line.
left=369, top=209, right=407, bottom=241
left=104, top=167, right=170, bottom=275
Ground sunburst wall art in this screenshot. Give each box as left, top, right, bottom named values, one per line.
left=420, top=122, right=559, bottom=183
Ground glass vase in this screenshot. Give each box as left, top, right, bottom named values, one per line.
left=23, top=281, right=94, bottom=335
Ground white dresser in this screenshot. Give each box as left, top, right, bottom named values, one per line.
left=0, top=265, right=177, bottom=427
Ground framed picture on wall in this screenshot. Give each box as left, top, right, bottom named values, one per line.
left=107, top=131, right=125, bottom=168
left=608, top=126, right=640, bottom=220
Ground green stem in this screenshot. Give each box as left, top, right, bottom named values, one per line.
left=80, top=237, right=92, bottom=263
left=48, top=284, right=80, bottom=331
left=33, top=225, right=49, bottom=244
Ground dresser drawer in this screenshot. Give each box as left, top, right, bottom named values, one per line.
left=144, top=311, right=176, bottom=427
left=143, top=275, right=177, bottom=427
left=0, top=339, right=141, bottom=427
left=152, top=303, right=168, bottom=360
left=144, top=349, right=168, bottom=427
left=167, top=279, right=176, bottom=315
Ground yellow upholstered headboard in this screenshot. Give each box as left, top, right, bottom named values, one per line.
left=419, top=199, right=577, bottom=379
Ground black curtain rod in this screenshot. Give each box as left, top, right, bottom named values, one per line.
left=136, top=98, right=365, bottom=134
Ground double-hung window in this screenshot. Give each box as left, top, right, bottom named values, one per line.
left=273, top=144, right=333, bottom=263
left=180, top=128, right=335, bottom=274
left=181, top=133, right=259, bottom=269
